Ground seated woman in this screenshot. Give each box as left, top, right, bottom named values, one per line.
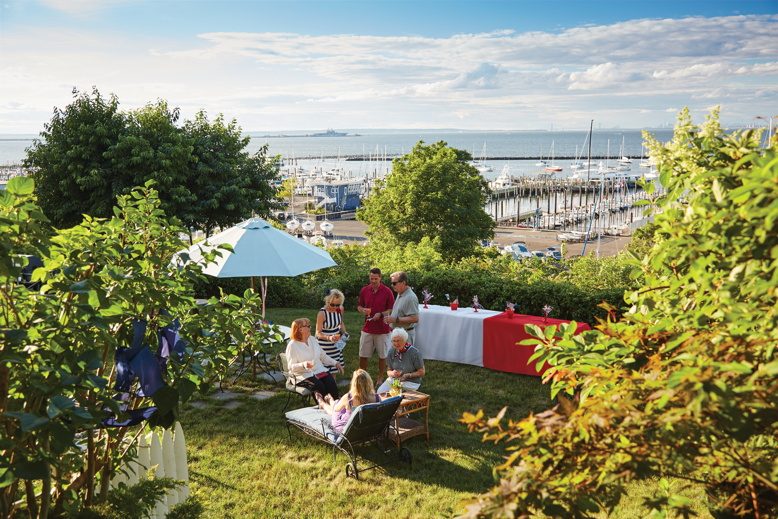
left=315, top=369, right=380, bottom=433
left=286, top=317, right=343, bottom=401
left=376, top=328, right=425, bottom=394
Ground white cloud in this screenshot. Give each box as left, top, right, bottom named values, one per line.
left=0, top=14, right=776, bottom=132
left=568, top=63, right=645, bottom=90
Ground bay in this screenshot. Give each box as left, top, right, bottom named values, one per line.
left=0, top=128, right=673, bottom=166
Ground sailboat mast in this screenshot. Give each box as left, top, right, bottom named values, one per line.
left=586, top=119, right=593, bottom=182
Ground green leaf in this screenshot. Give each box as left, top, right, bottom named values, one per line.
left=176, top=379, right=198, bottom=404
left=576, top=496, right=600, bottom=513
left=0, top=467, right=14, bottom=489
left=47, top=395, right=75, bottom=419
left=5, top=412, right=49, bottom=432
left=87, top=289, right=101, bottom=308
left=69, top=280, right=90, bottom=294
left=152, top=385, right=179, bottom=416
left=78, top=350, right=103, bottom=371
left=100, top=303, right=125, bottom=317
left=6, top=176, right=35, bottom=195
left=49, top=422, right=76, bottom=455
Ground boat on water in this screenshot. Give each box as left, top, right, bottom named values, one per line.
left=471, top=142, right=493, bottom=173
left=543, top=140, right=563, bottom=173
left=616, top=136, right=632, bottom=171
left=489, top=165, right=514, bottom=189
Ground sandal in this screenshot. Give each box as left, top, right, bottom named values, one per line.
left=314, top=392, right=325, bottom=407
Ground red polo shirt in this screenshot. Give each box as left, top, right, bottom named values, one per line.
left=358, top=283, right=394, bottom=334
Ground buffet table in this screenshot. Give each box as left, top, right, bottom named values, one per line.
left=414, top=304, right=590, bottom=376
left=482, top=313, right=590, bottom=376
left=414, top=304, right=500, bottom=367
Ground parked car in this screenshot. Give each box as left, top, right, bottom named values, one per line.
left=531, top=250, right=546, bottom=259
left=546, top=249, right=562, bottom=261
left=505, top=241, right=532, bottom=259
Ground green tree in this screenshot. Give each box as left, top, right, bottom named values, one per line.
left=25, top=87, right=127, bottom=228
left=276, top=177, right=296, bottom=204
left=461, top=109, right=777, bottom=517
left=182, top=111, right=280, bottom=237
left=111, top=101, right=197, bottom=229
left=357, top=141, right=494, bottom=259
left=25, top=89, right=279, bottom=235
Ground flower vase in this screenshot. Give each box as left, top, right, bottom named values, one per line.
left=505, top=308, right=514, bottom=318
left=423, top=302, right=428, bottom=309
left=450, top=302, right=458, bottom=311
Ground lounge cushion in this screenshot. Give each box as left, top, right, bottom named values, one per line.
left=286, top=406, right=337, bottom=442
left=285, top=396, right=403, bottom=447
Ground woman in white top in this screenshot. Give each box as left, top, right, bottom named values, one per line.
left=285, top=317, right=343, bottom=400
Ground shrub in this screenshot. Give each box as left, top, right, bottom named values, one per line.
left=461, top=109, right=777, bottom=518
left=0, top=180, right=278, bottom=516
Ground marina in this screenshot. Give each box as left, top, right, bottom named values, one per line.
left=2, top=129, right=662, bottom=238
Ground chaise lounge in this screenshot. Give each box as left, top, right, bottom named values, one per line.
left=284, top=395, right=410, bottom=479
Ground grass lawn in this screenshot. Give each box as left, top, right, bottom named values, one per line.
left=179, top=307, right=710, bottom=518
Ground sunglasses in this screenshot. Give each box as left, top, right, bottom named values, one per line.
left=328, top=302, right=341, bottom=307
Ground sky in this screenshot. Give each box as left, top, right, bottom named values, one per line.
left=1, top=0, right=777, bottom=133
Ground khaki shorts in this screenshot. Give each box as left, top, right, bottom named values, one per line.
left=359, top=331, right=389, bottom=359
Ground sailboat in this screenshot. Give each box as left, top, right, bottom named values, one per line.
left=570, top=131, right=590, bottom=171
left=472, top=142, right=493, bottom=174
left=638, top=145, right=654, bottom=168
left=543, top=140, right=563, bottom=173
left=617, top=135, right=631, bottom=171
left=535, top=146, right=548, bottom=167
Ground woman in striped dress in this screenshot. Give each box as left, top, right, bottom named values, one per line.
left=316, top=289, right=347, bottom=377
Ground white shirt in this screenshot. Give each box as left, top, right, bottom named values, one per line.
left=285, top=336, right=337, bottom=380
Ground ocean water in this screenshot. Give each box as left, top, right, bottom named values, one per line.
left=0, top=128, right=674, bottom=166
left=251, top=128, right=673, bottom=159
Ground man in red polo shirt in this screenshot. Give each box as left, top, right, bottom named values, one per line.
left=357, top=267, right=394, bottom=385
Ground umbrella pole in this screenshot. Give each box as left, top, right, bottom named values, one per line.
left=261, top=277, right=268, bottom=321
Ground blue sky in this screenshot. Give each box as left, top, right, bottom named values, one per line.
left=1, top=0, right=777, bottom=132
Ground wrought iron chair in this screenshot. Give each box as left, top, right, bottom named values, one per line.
left=284, top=396, right=409, bottom=479
left=278, top=352, right=312, bottom=413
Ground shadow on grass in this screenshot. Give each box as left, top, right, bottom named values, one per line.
left=185, top=307, right=556, bottom=513
left=189, top=470, right=239, bottom=491
left=182, top=366, right=547, bottom=495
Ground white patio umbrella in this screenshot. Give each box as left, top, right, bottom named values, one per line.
left=178, top=218, right=336, bottom=317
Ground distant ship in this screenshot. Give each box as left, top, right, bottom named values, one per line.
left=309, top=129, right=349, bottom=137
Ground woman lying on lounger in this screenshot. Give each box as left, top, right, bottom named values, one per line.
left=315, top=369, right=380, bottom=433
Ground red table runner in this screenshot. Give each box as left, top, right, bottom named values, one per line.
left=482, top=313, right=591, bottom=376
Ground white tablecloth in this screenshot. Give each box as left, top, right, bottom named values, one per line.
left=414, top=304, right=500, bottom=366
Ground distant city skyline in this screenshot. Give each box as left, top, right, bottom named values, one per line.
left=1, top=0, right=776, bottom=133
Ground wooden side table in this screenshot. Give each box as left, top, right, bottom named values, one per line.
left=386, top=389, right=430, bottom=448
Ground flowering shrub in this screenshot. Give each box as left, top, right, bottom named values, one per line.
left=461, top=109, right=778, bottom=517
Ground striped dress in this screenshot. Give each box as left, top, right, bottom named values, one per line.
left=318, top=307, right=344, bottom=374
